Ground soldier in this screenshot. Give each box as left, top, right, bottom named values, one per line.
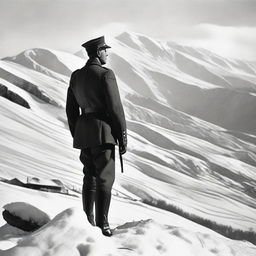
left=66, top=36, right=127, bottom=236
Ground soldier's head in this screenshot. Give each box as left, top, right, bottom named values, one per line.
left=82, top=36, right=111, bottom=65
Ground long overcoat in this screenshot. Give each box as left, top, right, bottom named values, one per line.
left=66, top=57, right=126, bottom=149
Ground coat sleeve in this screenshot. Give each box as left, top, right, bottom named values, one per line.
left=66, top=73, right=80, bottom=137
left=103, top=69, right=127, bottom=147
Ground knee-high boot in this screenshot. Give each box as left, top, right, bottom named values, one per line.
left=82, top=177, right=96, bottom=226
left=95, top=190, right=112, bottom=236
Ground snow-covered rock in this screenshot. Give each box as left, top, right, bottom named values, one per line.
left=0, top=83, right=30, bottom=109
left=3, top=202, right=50, bottom=231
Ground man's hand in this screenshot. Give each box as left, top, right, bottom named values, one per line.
left=119, top=144, right=127, bottom=155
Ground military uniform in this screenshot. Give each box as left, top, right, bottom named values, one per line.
left=66, top=36, right=127, bottom=236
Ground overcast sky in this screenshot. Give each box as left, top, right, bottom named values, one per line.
left=1, top=0, right=256, bottom=61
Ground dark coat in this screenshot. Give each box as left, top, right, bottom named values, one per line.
left=66, top=57, right=126, bottom=149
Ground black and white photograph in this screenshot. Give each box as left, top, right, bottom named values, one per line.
left=0, top=0, right=256, bottom=255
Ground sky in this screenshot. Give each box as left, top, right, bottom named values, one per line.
left=0, top=0, right=256, bottom=61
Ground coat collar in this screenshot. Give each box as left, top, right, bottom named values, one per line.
left=85, top=57, right=102, bottom=67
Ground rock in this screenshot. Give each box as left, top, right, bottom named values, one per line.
left=0, top=83, right=30, bottom=109
left=2, top=202, right=50, bottom=232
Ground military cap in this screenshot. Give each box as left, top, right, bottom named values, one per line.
left=82, top=36, right=111, bottom=55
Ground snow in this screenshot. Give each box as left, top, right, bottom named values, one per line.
left=0, top=60, right=67, bottom=107
left=0, top=31, right=256, bottom=255
left=48, top=48, right=85, bottom=71
left=0, top=208, right=115, bottom=256
left=0, top=204, right=255, bottom=256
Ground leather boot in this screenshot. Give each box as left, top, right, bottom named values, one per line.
left=95, top=190, right=112, bottom=236
left=82, top=187, right=96, bottom=226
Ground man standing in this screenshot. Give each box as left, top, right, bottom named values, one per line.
left=66, top=36, right=127, bottom=236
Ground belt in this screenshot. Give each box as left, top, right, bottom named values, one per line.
left=82, top=108, right=108, bottom=120
left=82, top=107, right=105, bottom=114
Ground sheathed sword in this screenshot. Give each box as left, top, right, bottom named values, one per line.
left=119, top=150, right=124, bottom=173
left=118, top=130, right=126, bottom=173
left=119, top=149, right=124, bottom=173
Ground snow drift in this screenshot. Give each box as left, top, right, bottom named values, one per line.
left=1, top=207, right=255, bottom=256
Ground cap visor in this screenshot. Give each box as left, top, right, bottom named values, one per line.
left=101, top=44, right=111, bottom=49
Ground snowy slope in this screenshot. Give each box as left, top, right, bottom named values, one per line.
left=0, top=183, right=255, bottom=256
left=0, top=31, right=256, bottom=255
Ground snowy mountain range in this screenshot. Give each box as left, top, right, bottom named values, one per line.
left=0, top=31, right=256, bottom=255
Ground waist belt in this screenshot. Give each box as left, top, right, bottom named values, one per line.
left=82, top=108, right=108, bottom=119
left=82, top=107, right=105, bottom=114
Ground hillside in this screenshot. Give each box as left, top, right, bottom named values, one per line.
left=0, top=31, right=256, bottom=255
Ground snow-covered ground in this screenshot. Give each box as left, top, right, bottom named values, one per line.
left=1, top=182, right=255, bottom=256
left=0, top=31, right=256, bottom=255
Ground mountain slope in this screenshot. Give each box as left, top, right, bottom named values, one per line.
left=109, top=32, right=256, bottom=135
left=0, top=32, right=256, bottom=253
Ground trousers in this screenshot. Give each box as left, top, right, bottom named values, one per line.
left=79, top=143, right=115, bottom=193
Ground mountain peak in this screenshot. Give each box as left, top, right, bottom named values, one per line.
left=3, top=48, right=84, bottom=78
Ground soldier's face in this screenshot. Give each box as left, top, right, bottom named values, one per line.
left=98, top=48, right=108, bottom=65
